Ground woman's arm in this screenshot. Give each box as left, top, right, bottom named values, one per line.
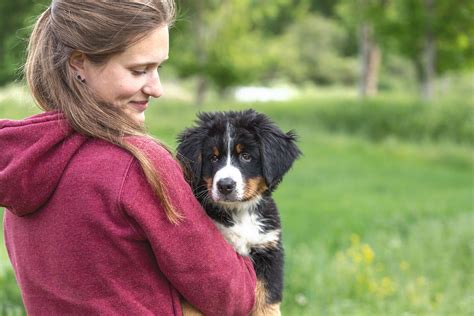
left=119, top=140, right=256, bottom=316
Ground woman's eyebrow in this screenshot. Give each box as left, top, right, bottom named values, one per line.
left=128, top=58, right=169, bottom=68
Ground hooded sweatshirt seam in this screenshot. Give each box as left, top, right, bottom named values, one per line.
left=1, top=120, right=60, bottom=128
left=0, top=112, right=64, bottom=129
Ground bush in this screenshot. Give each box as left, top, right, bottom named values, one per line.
left=309, top=98, right=474, bottom=145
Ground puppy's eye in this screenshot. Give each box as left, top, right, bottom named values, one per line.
left=210, top=155, right=219, bottom=163
left=240, top=153, right=251, bottom=162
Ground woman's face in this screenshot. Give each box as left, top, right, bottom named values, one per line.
left=79, top=25, right=169, bottom=125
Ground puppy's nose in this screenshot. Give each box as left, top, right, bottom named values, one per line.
left=217, top=178, right=236, bottom=195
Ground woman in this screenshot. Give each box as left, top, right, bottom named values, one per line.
left=0, top=1, right=256, bottom=315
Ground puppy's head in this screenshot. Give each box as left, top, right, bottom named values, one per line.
left=177, top=110, right=301, bottom=208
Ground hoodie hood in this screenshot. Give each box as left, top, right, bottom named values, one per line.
left=0, top=111, right=87, bottom=216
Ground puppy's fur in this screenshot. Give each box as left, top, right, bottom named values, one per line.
left=177, top=109, right=300, bottom=315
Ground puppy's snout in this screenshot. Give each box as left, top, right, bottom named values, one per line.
left=217, top=178, right=236, bottom=195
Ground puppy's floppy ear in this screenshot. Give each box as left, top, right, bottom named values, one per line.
left=176, top=127, right=205, bottom=191
left=257, top=115, right=301, bottom=191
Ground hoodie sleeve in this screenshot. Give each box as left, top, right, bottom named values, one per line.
left=118, top=139, right=256, bottom=316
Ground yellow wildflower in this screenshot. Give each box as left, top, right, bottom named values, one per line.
left=400, top=260, right=410, bottom=271
left=361, top=244, right=375, bottom=264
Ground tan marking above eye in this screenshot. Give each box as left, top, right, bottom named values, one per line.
left=212, top=147, right=220, bottom=157
left=235, top=143, right=244, bottom=154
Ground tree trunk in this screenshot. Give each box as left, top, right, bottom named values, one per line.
left=421, top=0, right=436, bottom=101
left=195, top=76, right=208, bottom=107
left=358, top=23, right=381, bottom=98
left=192, top=1, right=209, bottom=107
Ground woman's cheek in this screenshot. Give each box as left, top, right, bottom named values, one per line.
left=113, top=85, right=138, bottom=104
left=121, top=77, right=145, bottom=98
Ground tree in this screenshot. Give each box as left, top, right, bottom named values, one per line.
left=171, top=0, right=305, bottom=105
left=275, top=13, right=357, bottom=86
left=385, top=0, right=474, bottom=100
left=171, top=0, right=257, bottom=105
left=337, top=0, right=390, bottom=98
left=0, top=0, right=49, bottom=85
left=0, top=0, right=31, bottom=85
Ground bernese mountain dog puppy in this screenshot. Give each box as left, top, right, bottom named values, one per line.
left=177, top=109, right=301, bottom=315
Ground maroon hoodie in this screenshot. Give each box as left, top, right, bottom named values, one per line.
left=0, top=111, right=256, bottom=315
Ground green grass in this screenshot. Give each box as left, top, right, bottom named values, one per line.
left=1, top=88, right=473, bottom=315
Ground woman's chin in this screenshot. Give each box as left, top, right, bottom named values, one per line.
left=134, top=112, right=146, bottom=125
left=124, top=109, right=146, bottom=126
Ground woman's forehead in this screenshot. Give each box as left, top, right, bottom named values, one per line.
left=117, top=25, right=169, bottom=66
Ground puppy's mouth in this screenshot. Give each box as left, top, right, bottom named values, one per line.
left=203, top=176, right=268, bottom=205
left=210, top=191, right=264, bottom=213
left=212, top=192, right=241, bottom=203
left=211, top=185, right=242, bottom=203
left=209, top=188, right=264, bottom=209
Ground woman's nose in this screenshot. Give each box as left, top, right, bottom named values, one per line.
left=143, top=71, right=163, bottom=98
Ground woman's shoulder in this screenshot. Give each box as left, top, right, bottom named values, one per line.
left=82, top=136, right=175, bottom=167
left=126, top=136, right=171, bottom=155
left=77, top=136, right=185, bottom=199
left=125, top=136, right=179, bottom=170
left=120, top=136, right=194, bottom=213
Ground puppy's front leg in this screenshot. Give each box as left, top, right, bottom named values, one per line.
left=251, top=280, right=281, bottom=316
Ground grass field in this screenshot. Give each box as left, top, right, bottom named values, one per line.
left=1, top=86, right=473, bottom=315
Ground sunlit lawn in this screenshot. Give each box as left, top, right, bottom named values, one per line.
left=1, top=89, right=473, bottom=315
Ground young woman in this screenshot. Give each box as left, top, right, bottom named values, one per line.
left=0, top=1, right=256, bottom=315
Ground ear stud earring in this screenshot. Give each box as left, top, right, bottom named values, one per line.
left=76, top=74, right=86, bottom=84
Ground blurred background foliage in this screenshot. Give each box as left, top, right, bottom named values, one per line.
left=0, top=0, right=473, bottom=315
left=0, top=0, right=473, bottom=102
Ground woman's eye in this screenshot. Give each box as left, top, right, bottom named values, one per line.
left=240, top=153, right=251, bottom=162
left=132, top=70, right=147, bottom=76
left=132, top=65, right=162, bottom=76
left=210, top=155, right=219, bottom=163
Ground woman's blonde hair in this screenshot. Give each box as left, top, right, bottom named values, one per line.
left=25, top=0, right=182, bottom=223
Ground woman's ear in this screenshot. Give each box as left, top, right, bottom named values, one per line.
left=69, top=51, right=86, bottom=74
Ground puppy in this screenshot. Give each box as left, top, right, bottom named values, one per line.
left=177, top=109, right=301, bottom=315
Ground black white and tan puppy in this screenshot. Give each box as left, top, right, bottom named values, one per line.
left=177, top=109, right=301, bottom=315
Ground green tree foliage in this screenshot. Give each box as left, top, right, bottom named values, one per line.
left=384, top=0, right=474, bottom=73
left=0, top=0, right=31, bottom=85
left=0, top=0, right=50, bottom=86
left=171, top=0, right=308, bottom=103
left=172, top=0, right=265, bottom=91
left=171, top=0, right=358, bottom=94
left=305, top=0, right=340, bottom=17
left=337, top=0, right=474, bottom=99
left=435, top=1, right=474, bottom=72
left=0, top=0, right=471, bottom=98
left=276, top=13, right=357, bottom=85
left=250, top=0, right=308, bottom=35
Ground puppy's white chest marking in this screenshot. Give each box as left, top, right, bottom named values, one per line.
left=214, top=210, right=280, bottom=256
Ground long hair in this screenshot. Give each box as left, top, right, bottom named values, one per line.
left=25, top=0, right=182, bottom=223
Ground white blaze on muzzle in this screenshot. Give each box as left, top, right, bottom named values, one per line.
left=212, top=124, right=245, bottom=201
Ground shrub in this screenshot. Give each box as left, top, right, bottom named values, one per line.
left=310, top=98, right=474, bottom=145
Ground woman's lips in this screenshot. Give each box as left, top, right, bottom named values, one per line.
left=129, top=101, right=148, bottom=112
